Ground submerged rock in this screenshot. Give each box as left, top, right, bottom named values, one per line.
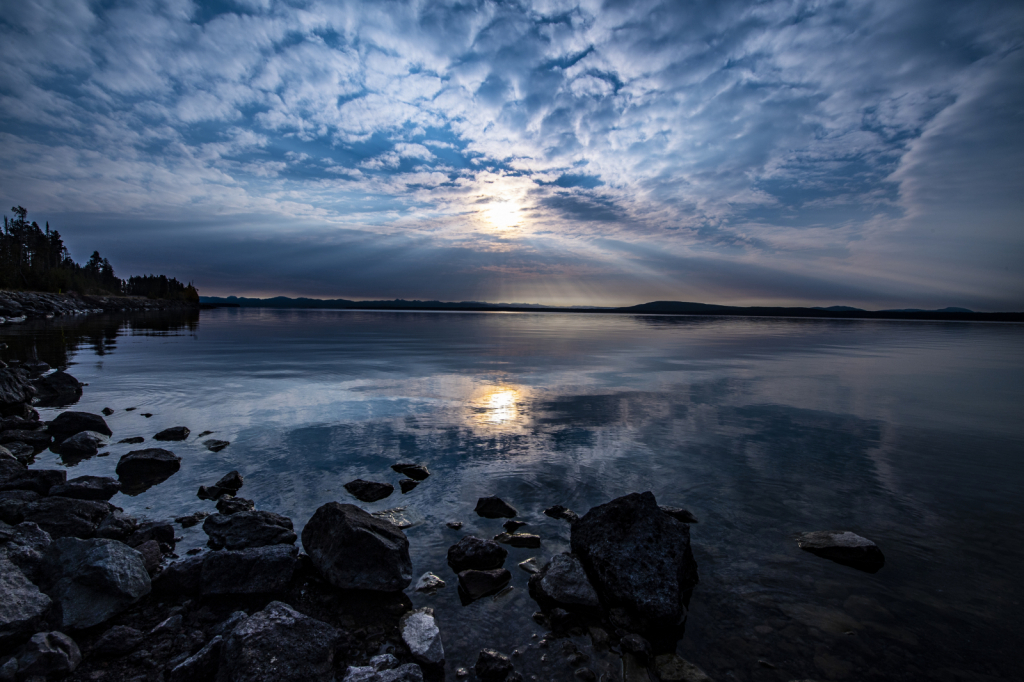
left=118, top=436, right=144, bottom=445
left=503, top=520, right=526, bottom=533
left=796, top=530, right=885, bottom=573
left=474, top=496, right=517, bottom=519
left=570, top=492, right=698, bottom=628
left=458, top=568, right=511, bottom=601
left=203, top=511, right=296, bottom=550
left=543, top=505, right=579, bottom=523
left=204, top=439, right=230, bottom=452
left=400, top=607, right=444, bottom=666
left=391, top=463, right=430, bottom=481
left=528, top=553, right=601, bottom=613
left=153, top=426, right=189, bottom=441
left=48, top=475, right=120, bottom=501
left=41, top=537, right=151, bottom=629
left=302, top=502, right=412, bottom=592
left=371, top=507, right=424, bottom=530
left=219, top=601, right=340, bottom=682
left=447, top=536, right=507, bottom=572
left=47, top=411, right=111, bottom=441
left=344, top=479, right=394, bottom=503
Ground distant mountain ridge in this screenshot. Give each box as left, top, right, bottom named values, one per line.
left=199, top=296, right=1022, bottom=321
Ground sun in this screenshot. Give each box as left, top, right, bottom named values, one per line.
left=481, top=200, right=522, bottom=231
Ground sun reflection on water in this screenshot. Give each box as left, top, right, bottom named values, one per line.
left=472, top=385, right=526, bottom=427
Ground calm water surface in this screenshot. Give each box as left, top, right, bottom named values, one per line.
left=5, top=308, right=1024, bottom=681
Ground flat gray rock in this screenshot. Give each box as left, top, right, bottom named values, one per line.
left=400, top=607, right=444, bottom=665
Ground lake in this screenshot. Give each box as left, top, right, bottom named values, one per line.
left=4, top=308, right=1023, bottom=681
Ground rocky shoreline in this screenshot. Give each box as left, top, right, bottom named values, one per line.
left=0, top=346, right=885, bottom=682
left=0, top=291, right=197, bottom=325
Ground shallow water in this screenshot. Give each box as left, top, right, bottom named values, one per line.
left=4, top=308, right=1024, bottom=680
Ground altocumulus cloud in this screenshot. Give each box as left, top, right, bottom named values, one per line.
left=0, top=0, right=1021, bottom=308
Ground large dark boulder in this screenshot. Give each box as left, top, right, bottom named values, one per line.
left=457, top=568, right=511, bottom=602
left=153, top=554, right=205, bottom=595
left=201, top=544, right=298, bottom=595
left=344, top=479, right=394, bottom=502
left=0, top=467, right=65, bottom=496
left=126, top=521, right=175, bottom=551
left=0, top=490, right=39, bottom=524
left=447, top=536, right=507, bottom=572
left=40, top=537, right=151, bottom=629
left=301, top=502, right=412, bottom=592
left=21, top=497, right=113, bottom=539
left=55, top=431, right=107, bottom=461
left=47, top=411, right=112, bottom=441
left=0, top=555, right=53, bottom=645
left=0, top=429, right=52, bottom=450
left=203, top=511, right=296, bottom=550
left=796, top=531, right=885, bottom=573
left=49, top=475, right=121, bottom=501
left=528, top=553, right=601, bottom=613
left=0, top=368, right=35, bottom=413
left=115, top=448, right=181, bottom=494
left=13, top=631, right=81, bottom=680
left=217, top=601, right=341, bottom=682
left=570, top=492, right=698, bottom=628
left=391, top=463, right=430, bottom=481
left=474, top=496, right=517, bottom=518
left=0, top=521, right=53, bottom=581
left=94, top=511, right=138, bottom=542
left=31, top=371, right=82, bottom=407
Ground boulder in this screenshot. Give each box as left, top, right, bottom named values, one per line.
left=31, top=371, right=82, bottom=407
left=201, top=544, right=298, bottom=595
left=447, top=536, right=507, bottom=572
left=125, top=521, right=175, bottom=551
left=494, top=532, right=541, bottom=549
left=0, top=429, right=52, bottom=450
left=3, top=442, right=34, bottom=464
left=0, top=555, right=53, bottom=644
left=216, top=496, right=255, bottom=515
left=204, top=439, right=230, bottom=452
left=136, top=540, right=163, bottom=575
left=543, top=505, right=579, bottom=523
left=21, top=497, right=112, bottom=539
left=0, top=521, right=52, bottom=581
left=174, top=511, right=210, bottom=528
left=474, top=496, right=517, bottom=518
left=115, top=449, right=181, bottom=494
left=659, top=506, right=698, bottom=524
left=457, top=568, right=511, bottom=601
left=0, top=368, right=36, bottom=409
left=528, top=554, right=601, bottom=613
left=91, top=625, right=145, bottom=657
left=344, top=479, right=394, bottom=503
left=399, top=479, right=419, bottom=494
left=400, top=607, right=444, bottom=665
left=301, top=502, right=412, bottom=592
left=217, top=601, right=340, bottom=682
left=391, top=463, right=430, bottom=481
left=40, top=537, right=151, bottom=629
left=48, top=476, right=120, bottom=501
left=197, top=470, right=243, bottom=500
left=56, top=431, right=107, bottom=460
left=796, top=531, right=885, bottom=573
left=153, top=555, right=204, bottom=595
left=47, top=411, right=111, bottom=442
left=153, top=426, right=190, bottom=441
left=414, top=572, right=446, bottom=593
left=14, top=631, right=81, bottom=680
left=475, top=649, right=514, bottom=682
left=203, top=511, right=296, bottom=550
left=94, top=511, right=138, bottom=542
left=503, top=520, right=526, bottom=533
left=0, top=468, right=65, bottom=496
left=169, top=635, right=222, bottom=682
left=101, top=407, right=114, bottom=416
left=570, top=492, right=698, bottom=627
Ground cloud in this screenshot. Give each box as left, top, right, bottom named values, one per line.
left=0, top=0, right=1022, bottom=307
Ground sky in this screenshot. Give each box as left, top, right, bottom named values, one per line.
left=1, top=0, right=1022, bottom=309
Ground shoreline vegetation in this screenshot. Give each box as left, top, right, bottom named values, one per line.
left=201, top=296, right=1024, bottom=323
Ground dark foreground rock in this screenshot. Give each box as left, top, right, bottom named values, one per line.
left=0, top=429, right=52, bottom=451
left=399, top=479, right=419, bottom=494
left=12, top=631, right=82, bottom=680
left=302, top=502, right=412, bottom=592
left=216, top=496, right=255, bottom=515
left=56, top=431, right=107, bottom=460
left=0, top=521, right=52, bottom=581
left=474, top=496, right=518, bottom=518
left=0, top=368, right=36, bottom=414
left=458, top=568, right=511, bottom=601
left=391, top=463, right=430, bottom=481
left=0, top=491, right=39, bottom=524
left=447, top=536, right=507, bottom=572
left=153, top=426, right=190, bottom=441
left=0, top=554, right=53, bottom=644
left=31, top=370, right=83, bottom=407
left=475, top=649, right=514, bottom=682
left=0, top=467, right=65, bottom=496
left=115, top=448, right=181, bottom=494
left=528, top=553, right=601, bottom=613
left=570, top=491, right=698, bottom=628
left=21, top=497, right=112, bottom=539
left=202, top=544, right=299, bottom=595
left=203, top=511, right=297, bottom=550
left=47, top=411, right=112, bottom=441
left=219, top=601, right=341, bottom=682
left=40, top=537, right=151, bottom=629
left=344, top=479, right=395, bottom=502
left=796, top=530, right=885, bottom=573
left=48, top=475, right=120, bottom=501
